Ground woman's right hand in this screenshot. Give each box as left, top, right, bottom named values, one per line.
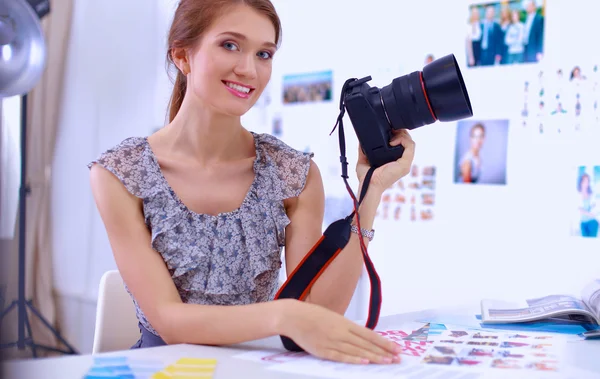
left=277, top=299, right=402, bottom=364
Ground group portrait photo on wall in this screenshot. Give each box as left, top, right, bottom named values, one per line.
left=454, top=119, right=509, bottom=186
left=466, top=0, right=545, bottom=68
left=282, top=70, right=333, bottom=105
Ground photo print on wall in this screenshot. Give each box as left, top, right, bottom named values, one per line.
left=271, top=113, right=282, bottom=137
left=282, top=70, right=333, bottom=105
left=466, top=0, right=545, bottom=68
left=454, top=119, right=509, bottom=185
left=572, top=166, right=600, bottom=238
left=376, top=164, right=436, bottom=223
left=521, top=64, right=600, bottom=135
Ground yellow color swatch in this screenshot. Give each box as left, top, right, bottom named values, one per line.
left=151, top=358, right=217, bottom=379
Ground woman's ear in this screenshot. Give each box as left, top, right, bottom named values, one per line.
left=172, top=47, right=190, bottom=75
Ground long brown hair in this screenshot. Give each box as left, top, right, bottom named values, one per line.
left=166, top=0, right=282, bottom=122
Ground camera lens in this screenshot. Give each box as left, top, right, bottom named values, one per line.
left=380, top=54, right=472, bottom=130
left=422, top=54, right=472, bottom=121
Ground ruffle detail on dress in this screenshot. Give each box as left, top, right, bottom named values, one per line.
left=87, top=137, right=164, bottom=199
left=253, top=133, right=314, bottom=201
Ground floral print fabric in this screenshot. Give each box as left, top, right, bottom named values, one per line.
left=88, top=132, right=313, bottom=336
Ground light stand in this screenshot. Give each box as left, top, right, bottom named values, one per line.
left=0, top=0, right=77, bottom=358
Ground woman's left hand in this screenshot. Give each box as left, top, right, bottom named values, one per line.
left=356, top=129, right=416, bottom=192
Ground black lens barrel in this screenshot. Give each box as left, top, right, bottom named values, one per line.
left=422, top=54, right=472, bottom=122
left=381, top=54, right=472, bottom=130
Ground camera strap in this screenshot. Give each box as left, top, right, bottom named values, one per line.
left=274, top=78, right=382, bottom=352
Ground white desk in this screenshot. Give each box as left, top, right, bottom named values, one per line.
left=2, top=305, right=600, bottom=379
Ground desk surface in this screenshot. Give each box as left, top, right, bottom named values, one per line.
left=2, top=305, right=600, bottom=379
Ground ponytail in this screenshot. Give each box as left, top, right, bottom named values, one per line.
left=168, top=71, right=187, bottom=122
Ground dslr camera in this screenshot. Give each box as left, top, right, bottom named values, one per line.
left=343, top=54, right=473, bottom=168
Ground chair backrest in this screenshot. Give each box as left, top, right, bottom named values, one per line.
left=92, top=270, right=140, bottom=354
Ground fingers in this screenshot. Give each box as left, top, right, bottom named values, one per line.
left=322, top=349, right=369, bottom=365
left=350, top=326, right=402, bottom=358
left=344, top=328, right=399, bottom=361
left=389, top=129, right=410, bottom=147
left=389, top=130, right=415, bottom=164
left=340, top=335, right=401, bottom=364
left=324, top=342, right=398, bottom=365
left=400, top=135, right=415, bottom=163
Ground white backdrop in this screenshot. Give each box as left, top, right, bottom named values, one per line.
left=50, top=0, right=600, bottom=324
left=248, top=0, right=600, bottom=319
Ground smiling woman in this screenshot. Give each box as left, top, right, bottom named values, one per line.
left=166, top=0, right=281, bottom=121
left=87, top=0, right=415, bottom=366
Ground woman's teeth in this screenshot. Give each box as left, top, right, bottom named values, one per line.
left=225, top=82, right=251, bottom=93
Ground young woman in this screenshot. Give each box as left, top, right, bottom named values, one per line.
left=89, top=0, right=415, bottom=365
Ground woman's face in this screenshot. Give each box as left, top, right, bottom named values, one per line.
left=470, top=127, right=485, bottom=151
left=470, top=8, right=480, bottom=22
left=511, top=10, right=520, bottom=23
left=183, top=4, right=276, bottom=117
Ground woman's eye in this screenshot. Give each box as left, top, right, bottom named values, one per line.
left=223, top=42, right=238, bottom=51
left=258, top=51, right=273, bottom=60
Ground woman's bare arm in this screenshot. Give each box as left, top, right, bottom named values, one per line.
left=284, top=161, right=380, bottom=315
left=89, top=165, right=402, bottom=365
left=89, top=165, right=291, bottom=345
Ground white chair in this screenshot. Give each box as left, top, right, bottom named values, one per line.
left=92, top=270, right=140, bottom=354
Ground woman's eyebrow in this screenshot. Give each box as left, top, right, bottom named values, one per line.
left=217, top=31, right=277, bottom=49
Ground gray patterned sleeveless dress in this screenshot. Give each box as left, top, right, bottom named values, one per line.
left=88, top=132, right=313, bottom=348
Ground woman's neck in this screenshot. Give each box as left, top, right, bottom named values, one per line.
left=160, top=100, right=249, bottom=166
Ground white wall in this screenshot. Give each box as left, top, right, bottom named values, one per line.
left=51, top=0, right=163, bottom=352
left=50, top=0, right=600, bottom=353
left=267, top=0, right=600, bottom=320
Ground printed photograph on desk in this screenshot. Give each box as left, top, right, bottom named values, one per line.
left=282, top=70, right=333, bottom=104
left=466, top=0, right=545, bottom=68
left=453, top=119, right=509, bottom=185
left=571, top=165, right=600, bottom=238
left=375, top=164, right=436, bottom=223
left=421, top=328, right=566, bottom=373
left=372, top=322, right=436, bottom=359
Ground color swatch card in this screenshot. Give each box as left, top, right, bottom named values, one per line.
left=422, top=328, right=567, bottom=374
left=83, top=356, right=166, bottom=379
left=151, top=358, right=217, bottom=379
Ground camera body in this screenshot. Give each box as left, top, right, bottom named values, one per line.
left=343, top=54, right=473, bottom=168
left=343, top=74, right=430, bottom=168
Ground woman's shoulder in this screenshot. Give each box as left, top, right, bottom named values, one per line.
left=88, top=136, right=161, bottom=198
left=89, top=136, right=148, bottom=165
left=252, top=132, right=314, bottom=199
left=253, top=132, right=313, bottom=159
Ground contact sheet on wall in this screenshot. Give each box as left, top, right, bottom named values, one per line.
left=521, top=65, right=600, bottom=136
